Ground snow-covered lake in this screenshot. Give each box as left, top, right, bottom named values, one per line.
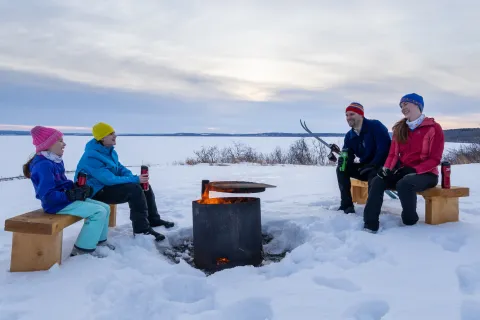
left=0, top=136, right=467, bottom=178
left=0, top=136, right=479, bottom=320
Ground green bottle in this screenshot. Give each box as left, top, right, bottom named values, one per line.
left=339, top=148, right=349, bottom=172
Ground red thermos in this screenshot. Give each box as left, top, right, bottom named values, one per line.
left=77, top=172, right=87, bottom=186
left=141, top=165, right=149, bottom=191
left=441, top=161, right=451, bottom=189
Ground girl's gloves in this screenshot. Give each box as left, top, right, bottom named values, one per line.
left=66, top=185, right=93, bottom=201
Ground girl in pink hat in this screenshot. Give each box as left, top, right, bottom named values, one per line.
left=23, top=126, right=114, bottom=257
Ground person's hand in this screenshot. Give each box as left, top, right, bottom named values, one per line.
left=330, top=143, right=341, bottom=154
left=139, top=173, right=149, bottom=184
left=79, top=185, right=93, bottom=198
left=337, top=156, right=344, bottom=168
left=377, top=167, right=391, bottom=179
left=66, top=187, right=88, bottom=201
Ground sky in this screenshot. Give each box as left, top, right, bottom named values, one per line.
left=1, top=0, right=479, bottom=134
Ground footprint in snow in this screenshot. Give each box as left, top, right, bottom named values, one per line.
left=461, top=300, right=480, bottom=320
left=313, top=276, right=361, bottom=292
left=216, top=297, right=273, bottom=320
left=346, top=243, right=380, bottom=264
left=430, top=233, right=467, bottom=252
left=456, top=263, right=480, bottom=295
left=343, top=300, right=390, bottom=320
left=162, top=274, right=214, bottom=303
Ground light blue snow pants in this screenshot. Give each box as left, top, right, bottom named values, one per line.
left=57, top=199, right=111, bottom=251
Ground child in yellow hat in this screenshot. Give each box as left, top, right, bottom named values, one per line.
left=74, top=122, right=174, bottom=242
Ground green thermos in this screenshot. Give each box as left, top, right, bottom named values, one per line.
left=339, top=148, right=349, bottom=172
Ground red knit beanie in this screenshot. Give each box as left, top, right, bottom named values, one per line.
left=345, top=102, right=364, bottom=117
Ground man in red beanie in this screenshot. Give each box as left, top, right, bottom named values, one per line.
left=336, top=102, right=391, bottom=213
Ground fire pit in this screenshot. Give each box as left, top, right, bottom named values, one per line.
left=192, top=180, right=276, bottom=272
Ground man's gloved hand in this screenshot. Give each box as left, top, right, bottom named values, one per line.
left=377, top=167, right=392, bottom=179
left=358, top=164, right=376, bottom=176
left=328, top=152, right=337, bottom=162
left=330, top=143, right=341, bottom=154
left=337, top=155, right=344, bottom=168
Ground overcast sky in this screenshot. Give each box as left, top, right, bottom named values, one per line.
left=1, top=0, right=479, bottom=134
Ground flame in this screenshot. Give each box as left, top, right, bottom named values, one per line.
left=216, top=257, right=230, bottom=265
left=197, top=185, right=251, bottom=204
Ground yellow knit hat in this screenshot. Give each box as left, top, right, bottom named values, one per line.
left=92, top=122, right=115, bottom=141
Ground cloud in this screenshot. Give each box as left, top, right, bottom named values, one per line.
left=0, top=124, right=91, bottom=132
left=1, top=1, right=479, bottom=101
left=0, top=1, right=479, bottom=132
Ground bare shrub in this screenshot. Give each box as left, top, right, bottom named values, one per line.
left=232, top=142, right=261, bottom=163
left=180, top=139, right=333, bottom=166
left=265, top=146, right=287, bottom=165
left=443, top=143, right=480, bottom=164
left=287, top=139, right=314, bottom=165
left=312, top=140, right=330, bottom=166
left=193, top=146, right=220, bottom=164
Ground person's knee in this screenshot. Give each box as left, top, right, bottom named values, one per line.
left=102, top=202, right=111, bottom=215
left=90, top=206, right=108, bottom=221
left=396, top=176, right=413, bottom=191
left=371, top=176, right=384, bottom=187
left=125, top=183, right=143, bottom=193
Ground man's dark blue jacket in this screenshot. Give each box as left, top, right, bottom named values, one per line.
left=343, top=118, right=391, bottom=167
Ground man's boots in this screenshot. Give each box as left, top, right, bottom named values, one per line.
left=134, top=227, right=165, bottom=242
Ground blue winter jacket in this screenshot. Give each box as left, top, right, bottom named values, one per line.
left=29, top=155, right=74, bottom=213
left=343, top=118, right=391, bottom=167
left=74, top=139, right=140, bottom=197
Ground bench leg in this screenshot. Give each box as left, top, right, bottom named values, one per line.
left=108, top=204, right=117, bottom=227
left=10, top=231, right=63, bottom=272
left=424, top=196, right=459, bottom=225
left=351, top=185, right=368, bottom=204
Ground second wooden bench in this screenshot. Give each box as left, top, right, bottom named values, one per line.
left=350, top=178, right=469, bottom=225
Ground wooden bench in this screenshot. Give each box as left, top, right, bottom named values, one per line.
left=350, top=178, right=469, bottom=225
left=3, top=204, right=117, bottom=272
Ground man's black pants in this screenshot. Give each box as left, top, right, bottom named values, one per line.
left=93, top=183, right=162, bottom=233
left=336, top=163, right=380, bottom=208
left=363, top=171, right=438, bottom=232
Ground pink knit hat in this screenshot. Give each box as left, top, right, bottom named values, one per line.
left=30, top=126, right=63, bottom=153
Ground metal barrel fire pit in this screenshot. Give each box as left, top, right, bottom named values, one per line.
left=192, top=180, right=276, bottom=272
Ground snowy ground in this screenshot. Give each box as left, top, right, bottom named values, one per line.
left=0, top=137, right=479, bottom=320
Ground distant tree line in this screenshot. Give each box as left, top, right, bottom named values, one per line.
left=443, top=128, right=480, bottom=143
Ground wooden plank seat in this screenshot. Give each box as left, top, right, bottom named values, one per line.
left=350, top=178, right=469, bottom=225
left=4, top=204, right=117, bottom=272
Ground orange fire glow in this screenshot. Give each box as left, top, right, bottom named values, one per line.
left=196, top=185, right=251, bottom=204
left=216, top=257, right=230, bottom=265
